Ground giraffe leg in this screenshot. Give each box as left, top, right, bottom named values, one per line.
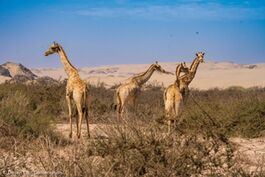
left=173, top=120, right=176, bottom=131
left=84, top=108, right=90, bottom=138
left=121, top=102, right=127, bottom=119
left=66, top=95, right=73, bottom=138
left=115, top=89, right=123, bottom=119
left=75, top=108, right=79, bottom=136
left=120, top=105, right=124, bottom=119
left=76, top=102, right=83, bottom=139
left=118, top=100, right=125, bottom=120
left=168, top=120, right=171, bottom=134
left=117, top=103, right=122, bottom=119
left=122, top=98, right=130, bottom=119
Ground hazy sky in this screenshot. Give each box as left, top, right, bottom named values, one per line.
left=0, top=0, right=264, bottom=68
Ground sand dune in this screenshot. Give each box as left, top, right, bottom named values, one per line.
left=30, top=61, right=265, bottom=89
left=0, top=61, right=264, bottom=89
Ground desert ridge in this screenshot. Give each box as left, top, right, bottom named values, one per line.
left=31, top=61, right=265, bottom=89
left=1, top=61, right=265, bottom=89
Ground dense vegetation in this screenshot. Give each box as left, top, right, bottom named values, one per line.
left=0, top=83, right=265, bottom=176
left=1, top=83, right=264, bottom=138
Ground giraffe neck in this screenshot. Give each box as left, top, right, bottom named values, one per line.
left=189, top=57, right=197, bottom=71
left=133, top=65, right=156, bottom=86
left=179, top=58, right=201, bottom=86
left=189, top=58, right=201, bottom=79
left=57, top=46, right=78, bottom=77
left=175, top=64, right=182, bottom=79
left=175, top=64, right=182, bottom=86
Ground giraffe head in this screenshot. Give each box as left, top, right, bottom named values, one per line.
left=175, top=62, right=189, bottom=77
left=180, top=62, right=189, bottom=73
left=196, top=52, right=205, bottom=63
left=153, top=61, right=173, bottom=75
left=44, top=42, right=61, bottom=56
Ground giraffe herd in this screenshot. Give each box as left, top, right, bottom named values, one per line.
left=45, top=42, right=204, bottom=138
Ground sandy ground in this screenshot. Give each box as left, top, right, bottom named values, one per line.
left=30, top=61, right=265, bottom=89
left=55, top=123, right=109, bottom=138
left=231, top=137, right=265, bottom=171
left=56, top=123, right=265, bottom=172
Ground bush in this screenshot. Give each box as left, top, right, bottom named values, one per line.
left=0, top=83, right=265, bottom=176
left=84, top=122, right=236, bottom=176
left=181, top=88, right=265, bottom=138
left=29, top=120, right=240, bottom=177
left=1, top=83, right=265, bottom=138
left=0, top=91, right=53, bottom=138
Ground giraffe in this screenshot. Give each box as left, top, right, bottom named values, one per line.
left=164, top=62, right=189, bottom=133
left=179, top=52, right=205, bottom=102
left=115, top=62, right=173, bottom=118
left=44, top=42, right=90, bottom=139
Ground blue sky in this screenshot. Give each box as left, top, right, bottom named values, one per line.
left=0, top=0, right=264, bottom=67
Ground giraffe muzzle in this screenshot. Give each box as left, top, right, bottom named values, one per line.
left=163, top=70, right=174, bottom=75
left=44, top=51, right=51, bottom=56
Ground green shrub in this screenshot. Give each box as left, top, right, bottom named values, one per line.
left=181, top=88, right=265, bottom=138
left=0, top=91, right=53, bottom=138
left=0, top=82, right=265, bottom=139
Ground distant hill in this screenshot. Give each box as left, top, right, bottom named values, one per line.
left=0, top=65, right=11, bottom=77
left=0, top=61, right=59, bottom=85
left=1, top=62, right=37, bottom=79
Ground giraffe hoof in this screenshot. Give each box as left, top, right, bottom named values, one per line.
left=69, top=133, right=72, bottom=138
left=77, top=133, right=81, bottom=139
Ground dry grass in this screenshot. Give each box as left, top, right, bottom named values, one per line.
left=0, top=83, right=265, bottom=176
